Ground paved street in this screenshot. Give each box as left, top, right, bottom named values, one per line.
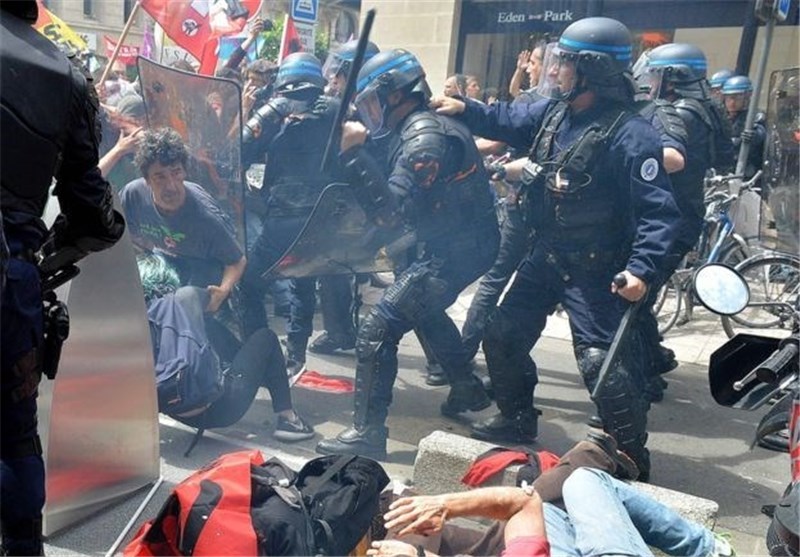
left=45, top=283, right=787, bottom=556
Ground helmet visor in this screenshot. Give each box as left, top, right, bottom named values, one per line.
left=354, top=89, right=388, bottom=138
left=322, top=52, right=348, bottom=82
left=535, top=44, right=579, bottom=101
left=638, top=67, right=664, bottom=101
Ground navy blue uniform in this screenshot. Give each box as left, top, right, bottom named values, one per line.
left=730, top=110, right=766, bottom=179
left=1, top=5, right=124, bottom=553
left=460, top=97, right=680, bottom=477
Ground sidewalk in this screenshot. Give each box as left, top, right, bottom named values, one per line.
left=43, top=282, right=785, bottom=556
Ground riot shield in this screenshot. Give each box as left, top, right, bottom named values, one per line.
left=763, top=67, right=800, bottom=255
left=137, top=57, right=246, bottom=252
left=263, top=183, right=414, bottom=279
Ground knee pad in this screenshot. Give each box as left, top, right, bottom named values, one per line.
left=356, top=310, right=390, bottom=363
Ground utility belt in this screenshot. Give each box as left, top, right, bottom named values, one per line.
left=542, top=242, right=626, bottom=282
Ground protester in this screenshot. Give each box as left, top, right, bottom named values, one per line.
left=98, top=92, right=146, bottom=189
left=432, top=17, right=682, bottom=481
left=443, top=73, right=468, bottom=97
left=123, top=129, right=314, bottom=440
left=370, top=467, right=733, bottom=557
left=509, top=42, right=547, bottom=103
left=465, top=75, right=483, bottom=101
left=316, top=48, right=498, bottom=460
left=1, top=2, right=125, bottom=552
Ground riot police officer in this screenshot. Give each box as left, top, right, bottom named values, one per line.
left=322, top=39, right=380, bottom=98
left=0, top=2, right=125, bottom=553
left=433, top=17, right=682, bottom=480
left=307, top=39, right=381, bottom=356
left=722, top=75, right=767, bottom=179
left=316, top=49, right=499, bottom=459
left=709, top=68, right=734, bottom=103
left=636, top=43, right=734, bottom=400
left=241, top=52, right=342, bottom=375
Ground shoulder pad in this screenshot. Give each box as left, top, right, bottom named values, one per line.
left=267, top=97, right=293, bottom=118
left=400, top=111, right=446, bottom=142
left=651, top=100, right=688, bottom=146
left=674, top=97, right=713, bottom=129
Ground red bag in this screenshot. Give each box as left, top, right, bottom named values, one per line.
left=124, top=450, right=263, bottom=557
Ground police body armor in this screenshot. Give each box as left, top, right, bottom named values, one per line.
left=387, top=110, right=498, bottom=256
left=1, top=12, right=75, bottom=236
left=527, top=102, right=633, bottom=248
left=640, top=99, right=688, bottom=149
left=262, top=96, right=341, bottom=217
left=674, top=96, right=732, bottom=172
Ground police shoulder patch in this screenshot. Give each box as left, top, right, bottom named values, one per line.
left=640, top=157, right=659, bottom=182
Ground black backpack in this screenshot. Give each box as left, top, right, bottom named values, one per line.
left=255, top=454, right=391, bottom=556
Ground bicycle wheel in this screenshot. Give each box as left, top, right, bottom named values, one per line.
left=717, top=235, right=752, bottom=268
left=721, top=254, right=800, bottom=338
left=653, top=274, right=682, bottom=335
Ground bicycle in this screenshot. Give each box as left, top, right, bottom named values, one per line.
left=653, top=171, right=762, bottom=335
left=720, top=250, right=800, bottom=338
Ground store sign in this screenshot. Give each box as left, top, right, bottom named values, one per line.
left=497, top=9, right=574, bottom=24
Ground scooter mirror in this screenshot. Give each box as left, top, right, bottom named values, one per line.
left=693, top=263, right=750, bottom=316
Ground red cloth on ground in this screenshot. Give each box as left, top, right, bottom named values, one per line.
left=461, top=451, right=531, bottom=487
left=461, top=450, right=561, bottom=487
left=502, top=535, right=550, bottom=557
left=295, top=370, right=354, bottom=393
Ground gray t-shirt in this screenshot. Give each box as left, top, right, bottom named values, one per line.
left=120, top=178, right=243, bottom=286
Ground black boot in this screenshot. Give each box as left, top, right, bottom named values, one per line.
left=471, top=409, right=539, bottom=443
left=315, top=425, right=388, bottom=460
left=425, top=362, right=448, bottom=386
left=440, top=376, right=491, bottom=417
left=308, top=332, right=356, bottom=355
left=1, top=518, right=45, bottom=556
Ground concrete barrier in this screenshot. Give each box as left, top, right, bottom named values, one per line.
left=413, top=431, right=719, bottom=529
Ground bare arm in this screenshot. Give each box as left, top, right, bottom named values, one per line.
left=384, top=487, right=536, bottom=537
left=509, top=50, right=530, bottom=98
left=206, top=255, right=246, bottom=312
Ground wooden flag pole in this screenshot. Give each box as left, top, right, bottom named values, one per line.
left=99, top=0, right=142, bottom=85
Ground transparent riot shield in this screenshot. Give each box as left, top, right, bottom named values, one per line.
left=137, top=57, right=246, bottom=251
left=263, top=182, right=414, bottom=279
left=763, top=67, right=799, bottom=255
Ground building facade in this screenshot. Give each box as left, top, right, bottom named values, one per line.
left=362, top=0, right=798, bottom=107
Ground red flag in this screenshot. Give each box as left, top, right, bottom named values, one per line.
left=103, top=35, right=140, bottom=66
left=140, top=0, right=260, bottom=61
left=279, top=15, right=304, bottom=63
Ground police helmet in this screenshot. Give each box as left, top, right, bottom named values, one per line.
left=722, top=75, right=753, bottom=95
left=353, top=48, right=428, bottom=137
left=274, top=52, right=326, bottom=95
left=709, top=69, right=734, bottom=90
left=537, top=17, right=634, bottom=102
left=643, top=43, right=708, bottom=100
left=323, top=40, right=380, bottom=81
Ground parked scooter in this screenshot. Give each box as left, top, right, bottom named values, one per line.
left=693, top=263, right=799, bottom=556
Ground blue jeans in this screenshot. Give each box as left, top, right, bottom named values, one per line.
left=544, top=468, right=715, bottom=557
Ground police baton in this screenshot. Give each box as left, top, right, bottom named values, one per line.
left=591, top=273, right=644, bottom=400
left=319, top=8, right=376, bottom=174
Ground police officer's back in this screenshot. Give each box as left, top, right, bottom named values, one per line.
left=1, top=2, right=124, bottom=554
